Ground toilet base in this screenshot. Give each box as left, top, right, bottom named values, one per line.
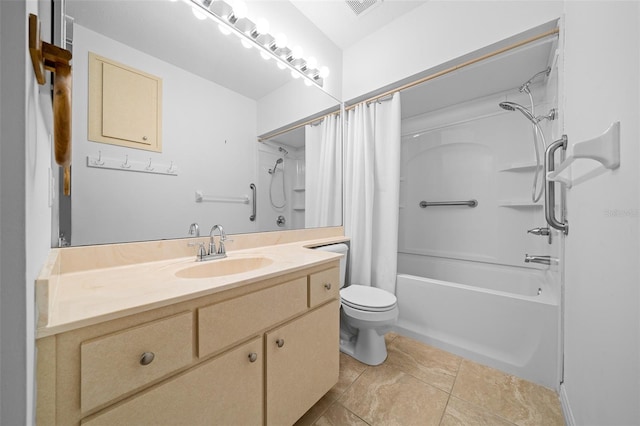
left=339, top=322, right=390, bottom=366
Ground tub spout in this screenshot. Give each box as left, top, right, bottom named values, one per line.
left=524, top=254, right=557, bottom=266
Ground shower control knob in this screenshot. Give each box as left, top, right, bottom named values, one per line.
left=324, top=283, right=332, bottom=290
left=248, top=352, right=258, bottom=363
left=276, top=339, right=285, bottom=348
left=139, top=352, right=155, bottom=366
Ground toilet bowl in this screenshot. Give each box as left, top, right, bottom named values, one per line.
left=314, top=243, right=399, bottom=366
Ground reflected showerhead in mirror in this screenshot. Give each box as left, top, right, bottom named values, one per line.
left=499, top=101, right=537, bottom=124
left=278, top=147, right=288, bottom=156
left=268, top=158, right=284, bottom=174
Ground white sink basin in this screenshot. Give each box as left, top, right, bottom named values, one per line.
left=175, top=256, right=273, bottom=279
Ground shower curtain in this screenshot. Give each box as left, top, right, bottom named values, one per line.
left=345, top=93, right=401, bottom=294
left=305, top=114, right=342, bottom=227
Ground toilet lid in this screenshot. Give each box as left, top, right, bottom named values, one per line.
left=340, top=285, right=397, bottom=312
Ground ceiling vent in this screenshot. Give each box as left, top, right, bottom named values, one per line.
left=345, top=0, right=382, bottom=17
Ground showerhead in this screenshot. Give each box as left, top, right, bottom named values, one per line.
left=278, top=147, right=289, bottom=156
left=268, top=158, right=284, bottom=174
left=499, top=101, right=537, bottom=124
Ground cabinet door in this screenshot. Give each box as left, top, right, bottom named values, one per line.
left=265, top=300, right=340, bottom=426
left=82, top=337, right=263, bottom=426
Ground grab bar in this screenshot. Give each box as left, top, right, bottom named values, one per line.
left=249, top=183, right=256, bottom=222
left=419, top=199, right=478, bottom=208
left=545, top=135, right=568, bottom=234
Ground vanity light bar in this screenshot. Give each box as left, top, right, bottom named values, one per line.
left=187, top=0, right=325, bottom=87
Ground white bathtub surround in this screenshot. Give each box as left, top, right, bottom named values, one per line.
left=344, top=93, right=401, bottom=294
left=305, top=114, right=342, bottom=228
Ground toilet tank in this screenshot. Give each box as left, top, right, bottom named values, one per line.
left=313, top=243, right=348, bottom=289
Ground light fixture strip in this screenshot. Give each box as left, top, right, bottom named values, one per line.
left=188, top=0, right=325, bottom=88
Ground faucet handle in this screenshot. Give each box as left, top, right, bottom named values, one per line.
left=197, top=243, right=207, bottom=260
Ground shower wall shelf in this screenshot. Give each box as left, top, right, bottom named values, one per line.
left=547, top=121, right=620, bottom=188
left=498, top=162, right=540, bottom=172
left=86, top=153, right=177, bottom=176
left=195, top=191, right=249, bottom=204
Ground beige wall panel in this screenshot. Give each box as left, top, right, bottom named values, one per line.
left=88, top=52, right=162, bottom=152
left=81, top=311, right=193, bottom=413
left=265, top=300, right=340, bottom=426
left=198, top=277, right=307, bottom=357
left=308, top=267, right=340, bottom=308
left=82, top=337, right=263, bottom=426
left=102, top=62, right=158, bottom=145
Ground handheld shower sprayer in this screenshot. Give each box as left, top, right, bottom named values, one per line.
left=268, top=158, right=283, bottom=174
left=499, top=102, right=557, bottom=124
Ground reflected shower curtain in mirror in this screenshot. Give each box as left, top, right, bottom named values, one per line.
left=305, top=114, right=342, bottom=227
left=345, top=93, right=401, bottom=294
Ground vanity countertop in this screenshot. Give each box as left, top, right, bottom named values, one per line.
left=36, top=231, right=347, bottom=338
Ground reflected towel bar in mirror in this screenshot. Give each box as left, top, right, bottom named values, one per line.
left=419, top=200, right=478, bottom=208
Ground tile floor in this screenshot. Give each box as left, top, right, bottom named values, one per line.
left=295, top=333, right=565, bottom=426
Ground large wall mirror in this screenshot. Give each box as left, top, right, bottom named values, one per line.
left=60, top=0, right=343, bottom=247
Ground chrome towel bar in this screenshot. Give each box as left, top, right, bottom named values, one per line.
left=419, top=200, right=478, bottom=208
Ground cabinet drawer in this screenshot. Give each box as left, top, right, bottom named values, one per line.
left=308, top=267, right=340, bottom=307
left=199, top=277, right=307, bottom=357
left=82, top=337, right=263, bottom=426
left=80, top=312, right=193, bottom=413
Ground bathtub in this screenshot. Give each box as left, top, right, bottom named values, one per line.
left=394, top=254, right=560, bottom=388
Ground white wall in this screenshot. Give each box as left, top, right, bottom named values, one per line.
left=0, top=1, right=53, bottom=423
left=72, top=25, right=259, bottom=245
left=561, top=2, right=640, bottom=424
left=342, top=0, right=563, bottom=101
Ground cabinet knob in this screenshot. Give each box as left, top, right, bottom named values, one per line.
left=248, top=352, right=258, bottom=363
left=139, top=352, right=155, bottom=366
left=324, top=283, right=332, bottom=290
left=275, top=338, right=285, bottom=348
left=142, top=136, right=148, bottom=141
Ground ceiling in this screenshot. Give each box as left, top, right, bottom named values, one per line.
left=289, top=0, right=427, bottom=49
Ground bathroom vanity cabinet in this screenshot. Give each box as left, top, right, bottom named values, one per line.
left=36, top=262, right=340, bottom=425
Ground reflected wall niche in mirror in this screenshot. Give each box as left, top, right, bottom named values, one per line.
left=60, top=0, right=342, bottom=247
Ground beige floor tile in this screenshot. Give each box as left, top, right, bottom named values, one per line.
left=384, top=332, right=399, bottom=344
left=295, top=393, right=335, bottom=426
left=326, top=353, right=368, bottom=401
left=339, top=363, right=449, bottom=426
left=441, top=396, right=516, bottom=426
left=452, top=360, right=564, bottom=426
left=314, top=403, right=370, bottom=426
left=386, top=335, right=461, bottom=392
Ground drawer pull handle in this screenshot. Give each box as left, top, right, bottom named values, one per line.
left=248, top=352, right=258, bottom=363
left=324, top=283, right=332, bottom=290
left=139, top=352, right=155, bottom=366
left=276, top=339, right=285, bottom=348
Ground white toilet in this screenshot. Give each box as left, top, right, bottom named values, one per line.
left=316, top=243, right=399, bottom=366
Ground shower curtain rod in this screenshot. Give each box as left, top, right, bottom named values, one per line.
left=258, top=109, right=340, bottom=142
left=345, top=27, right=559, bottom=112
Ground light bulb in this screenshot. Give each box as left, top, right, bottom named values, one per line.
left=218, top=23, right=231, bottom=35
left=291, top=70, right=300, bottom=79
left=192, top=6, right=207, bottom=20
left=277, top=62, right=287, bottom=70
left=306, top=56, right=318, bottom=69
left=231, top=0, right=247, bottom=19
left=241, top=38, right=252, bottom=49
left=254, top=18, right=269, bottom=35
left=304, top=79, right=313, bottom=87
left=260, top=51, right=271, bottom=60
left=290, top=45, right=303, bottom=60
left=274, top=33, right=288, bottom=49
left=319, top=66, right=330, bottom=78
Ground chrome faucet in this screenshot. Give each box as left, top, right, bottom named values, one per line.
left=195, top=224, right=227, bottom=262
left=524, top=254, right=557, bottom=266
left=188, top=223, right=200, bottom=237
